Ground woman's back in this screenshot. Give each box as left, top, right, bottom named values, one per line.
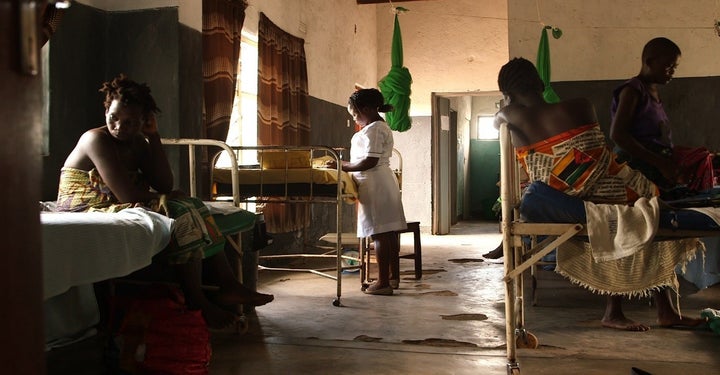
left=509, top=97, right=599, bottom=146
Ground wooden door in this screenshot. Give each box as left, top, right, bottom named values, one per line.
left=0, top=1, right=46, bottom=374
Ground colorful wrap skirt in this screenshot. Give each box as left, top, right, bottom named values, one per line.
left=56, top=167, right=224, bottom=264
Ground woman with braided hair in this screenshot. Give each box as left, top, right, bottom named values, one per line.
left=57, top=74, right=273, bottom=328
left=495, top=58, right=703, bottom=331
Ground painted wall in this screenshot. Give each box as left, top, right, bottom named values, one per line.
left=376, top=0, right=510, bottom=117
left=246, top=0, right=378, bottom=106
left=507, top=0, right=720, bottom=80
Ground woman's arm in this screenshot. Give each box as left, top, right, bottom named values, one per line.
left=136, top=114, right=173, bottom=193
left=610, top=86, right=680, bottom=181
left=81, top=130, right=160, bottom=203
left=341, top=156, right=379, bottom=172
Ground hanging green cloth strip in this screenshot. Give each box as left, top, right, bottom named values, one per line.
left=379, top=13, right=412, bottom=132
left=536, top=27, right=561, bottom=104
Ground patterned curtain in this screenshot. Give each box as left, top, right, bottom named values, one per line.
left=202, top=0, right=246, bottom=142
left=200, top=0, right=246, bottom=199
left=257, top=13, right=311, bottom=233
left=257, top=13, right=310, bottom=146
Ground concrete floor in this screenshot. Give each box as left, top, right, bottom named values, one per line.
left=47, top=221, right=720, bottom=375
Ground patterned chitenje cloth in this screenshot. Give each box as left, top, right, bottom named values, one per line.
left=517, top=125, right=702, bottom=296
left=56, top=167, right=224, bottom=264
left=516, top=123, right=658, bottom=203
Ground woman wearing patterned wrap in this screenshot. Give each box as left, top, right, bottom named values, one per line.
left=57, top=74, right=273, bottom=328
left=496, top=58, right=703, bottom=331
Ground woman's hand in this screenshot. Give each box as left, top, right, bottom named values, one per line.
left=324, top=160, right=338, bottom=169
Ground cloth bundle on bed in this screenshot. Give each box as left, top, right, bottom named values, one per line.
left=521, top=181, right=711, bottom=297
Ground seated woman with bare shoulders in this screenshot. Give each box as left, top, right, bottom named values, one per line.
left=56, top=74, right=273, bottom=329
left=496, top=58, right=703, bottom=331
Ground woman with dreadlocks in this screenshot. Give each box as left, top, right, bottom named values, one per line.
left=57, top=74, right=273, bottom=328
left=496, top=57, right=704, bottom=331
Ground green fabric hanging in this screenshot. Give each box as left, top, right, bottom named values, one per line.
left=379, top=14, right=412, bottom=132
left=536, top=27, right=560, bottom=104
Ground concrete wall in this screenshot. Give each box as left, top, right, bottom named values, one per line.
left=246, top=0, right=378, bottom=106
left=508, top=0, right=720, bottom=81
left=376, top=0, right=509, bottom=116
left=43, top=3, right=189, bottom=200
left=507, top=0, right=720, bottom=150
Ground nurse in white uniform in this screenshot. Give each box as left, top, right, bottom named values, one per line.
left=328, top=88, right=407, bottom=295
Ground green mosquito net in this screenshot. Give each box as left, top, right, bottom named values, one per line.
left=379, top=14, right=413, bottom=132
left=536, top=27, right=561, bottom=104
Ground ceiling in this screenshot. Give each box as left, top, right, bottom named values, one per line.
left=356, top=0, right=424, bottom=4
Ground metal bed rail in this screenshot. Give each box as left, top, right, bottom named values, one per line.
left=168, top=141, right=359, bottom=306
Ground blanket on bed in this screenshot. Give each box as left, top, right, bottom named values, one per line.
left=555, top=238, right=702, bottom=298
left=56, top=167, right=224, bottom=264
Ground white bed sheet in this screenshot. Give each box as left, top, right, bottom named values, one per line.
left=42, top=207, right=175, bottom=299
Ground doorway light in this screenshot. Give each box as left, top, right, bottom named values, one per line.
left=477, top=115, right=498, bottom=140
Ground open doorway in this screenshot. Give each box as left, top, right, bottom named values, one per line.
left=431, top=91, right=503, bottom=235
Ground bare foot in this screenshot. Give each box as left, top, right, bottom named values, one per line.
left=199, top=302, right=240, bottom=329
left=601, top=316, right=651, bottom=331
left=657, top=313, right=705, bottom=328
left=212, top=283, right=274, bottom=307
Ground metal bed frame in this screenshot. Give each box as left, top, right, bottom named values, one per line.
left=498, top=123, right=717, bottom=374
left=162, top=139, right=360, bottom=306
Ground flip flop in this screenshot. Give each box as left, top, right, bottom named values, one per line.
left=364, top=285, right=393, bottom=295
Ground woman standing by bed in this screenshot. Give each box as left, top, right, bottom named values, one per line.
left=329, top=88, right=407, bottom=295
left=56, top=74, right=273, bottom=328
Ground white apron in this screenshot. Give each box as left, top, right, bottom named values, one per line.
left=350, top=121, right=407, bottom=237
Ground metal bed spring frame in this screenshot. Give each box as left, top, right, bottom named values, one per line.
left=161, top=139, right=360, bottom=307
left=498, top=123, right=718, bottom=374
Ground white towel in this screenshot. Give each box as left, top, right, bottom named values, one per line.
left=583, top=197, right=660, bottom=262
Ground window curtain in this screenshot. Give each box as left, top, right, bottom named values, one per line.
left=201, top=0, right=246, bottom=199
left=202, top=0, right=246, bottom=142
left=257, top=13, right=310, bottom=233
left=257, top=13, right=310, bottom=146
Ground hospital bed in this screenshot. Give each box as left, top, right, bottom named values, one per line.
left=497, top=123, right=720, bottom=374
left=162, top=140, right=360, bottom=306
left=43, top=139, right=257, bottom=347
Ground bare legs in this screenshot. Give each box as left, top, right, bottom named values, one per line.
left=654, top=288, right=704, bottom=328
left=365, top=231, right=399, bottom=295
left=601, top=288, right=704, bottom=331
left=601, top=295, right=650, bottom=331
left=176, top=250, right=274, bottom=329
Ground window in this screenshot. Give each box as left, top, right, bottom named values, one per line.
left=476, top=115, right=498, bottom=140
left=216, top=29, right=259, bottom=167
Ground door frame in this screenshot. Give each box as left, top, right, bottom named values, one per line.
left=431, top=91, right=504, bottom=233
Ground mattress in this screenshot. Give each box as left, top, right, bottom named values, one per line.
left=213, top=167, right=358, bottom=200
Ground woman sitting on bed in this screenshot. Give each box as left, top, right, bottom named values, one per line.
left=56, top=74, right=273, bottom=329
left=496, top=58, right=703, bottom=331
